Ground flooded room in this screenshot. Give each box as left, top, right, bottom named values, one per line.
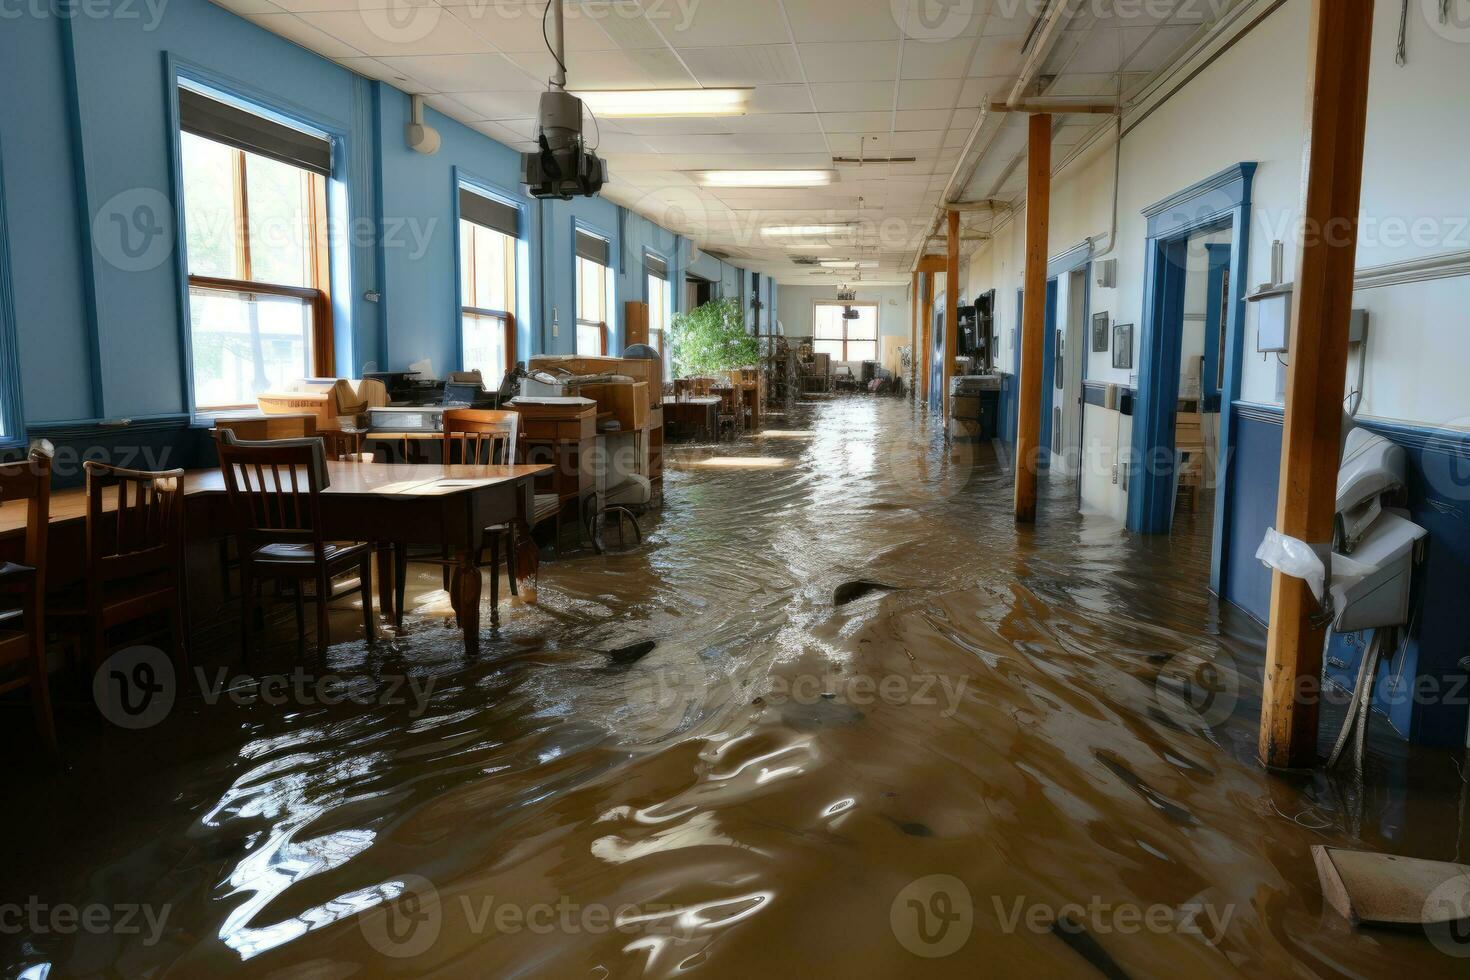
left=3, top=0, right=1470, bottom=976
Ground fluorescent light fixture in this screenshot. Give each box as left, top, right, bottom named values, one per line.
left=693, top=169, right=836, bottom=188
left=573, top=88, right=750, bottom=118
left=818, top=260, right=878, bottom=269
left=761, top=224, right=855, bottom=237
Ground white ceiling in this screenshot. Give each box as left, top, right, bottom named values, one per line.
left=214, top=0, right=1217, bottom=286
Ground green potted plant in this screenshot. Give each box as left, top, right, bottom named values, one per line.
left=669, top=297, right=760, bottom=378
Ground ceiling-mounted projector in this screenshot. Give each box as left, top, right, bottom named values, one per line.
left=520, top=0, right=606, bottom=200
left=521, top=90, right=607, bottom=200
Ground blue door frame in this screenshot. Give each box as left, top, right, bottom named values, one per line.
left=1127, top=163, right=1256, bottom=598
left=1006, top=283, right=1058, bottom=458
left=1201, top=243, right=1231, bottom=413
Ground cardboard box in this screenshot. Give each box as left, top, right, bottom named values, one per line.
left=580, top=381, right=649, bottom=432
left=530, top=355, right=663, bottom=408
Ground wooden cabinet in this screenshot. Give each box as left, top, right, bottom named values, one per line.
left=624, top=301, right=649, bottom=348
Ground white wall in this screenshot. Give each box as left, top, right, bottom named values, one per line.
left=965, top=0, right=1470, bottom=513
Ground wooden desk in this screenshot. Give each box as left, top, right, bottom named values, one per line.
left=0, top=461, right=549, bottom=653
left=662, top=397, right=720, bottom=441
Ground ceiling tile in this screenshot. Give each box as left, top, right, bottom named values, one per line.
left=890, top=0, right=984, bottom=39
left=898, top=37, right=976, bottom=79
left=441, top=2, right=625, bottom=52
left=447, top=90, right=542, bottom=119
left=657, top=0, right=791, bottom=46
left=291, top=8, right=493, bottom=57
left=676, top=45, right=804, bottom=86
left=243, top=12, right=364, bottom=57
left=810, top=81, right=895, bottom=113
left=380, top=52, right=541, bottom=93
left=896, top=78, right=960, bottom=110
left=799, top=41, right=900, bottom=82
left=821, top=111, right=895, bottom=133
left=785, top=0, right=903, bottom=42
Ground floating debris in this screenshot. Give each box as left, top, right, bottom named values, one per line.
left=833, top=580, right=899, bottom=606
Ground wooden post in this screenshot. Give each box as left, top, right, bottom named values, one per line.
left=944, top=208, right=960, bottom=423
left=910, top=271, right=920, bottom=400
left=1014, top=113, right=1051, bottom=523
left=1260, top=0, right=1376, bottom=769
left=919, top=273, right=935, bottom=406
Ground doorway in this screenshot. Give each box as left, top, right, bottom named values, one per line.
left=1128, top=161, right=1256, bottom=597
left=1050, top=266, right=1089, bottom=478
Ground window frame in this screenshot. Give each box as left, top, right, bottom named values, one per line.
left=455, top=178, right=523, bottom=381
left=644, top=248, right=672, bottom=361
left=168, top=67, right=341, bottom=417
left=0, top=135, right=23, bottom=448
left=575, top=253, right=610, bottom=357
left=811, top=301, right=879, bottom=362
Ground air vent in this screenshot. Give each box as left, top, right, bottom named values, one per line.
left=790, top=256, right=824, bottom=266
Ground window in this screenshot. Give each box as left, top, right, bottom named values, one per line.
left=178, top=86, right=332, bottom=412
left=575, top=229, right=610, bottom=355
left=458, top=187, right=519, bottom=381
left=645, top=253, right=672, bottom=356
left=813, top=302, right=878, bottom=362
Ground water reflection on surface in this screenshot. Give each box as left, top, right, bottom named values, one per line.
left=4, top=397, right=1469, bottom=977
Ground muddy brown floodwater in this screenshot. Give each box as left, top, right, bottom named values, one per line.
left=4, top=396, right=1470, bottom=977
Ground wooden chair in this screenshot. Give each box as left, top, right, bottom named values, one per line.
left=213, top=414, right=320, bottom=598
left=216, top=436, right=375, bottom=658
left=1174, top=409, right=1207, bottom=514
left=0, top=442, right=55, bottom=751
left=49, top=462, right=189, bottom=676
left=392, top=410, right=556, bottom=628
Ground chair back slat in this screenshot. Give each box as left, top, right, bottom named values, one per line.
left=82, top=461, right=185, bottom=588
left=442, top=409, right=519, bottom=466
left=216, top=439, right=325, bottom=555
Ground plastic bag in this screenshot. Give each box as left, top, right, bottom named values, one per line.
left=1255, top=528, right=1327, bottom=602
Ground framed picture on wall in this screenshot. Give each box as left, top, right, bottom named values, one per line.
left=1112, top=323, right=1134, bottom=369
left=1091, top=311, right=1110, bottom=352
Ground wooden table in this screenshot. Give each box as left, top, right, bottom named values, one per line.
left=0, top=461, right=550, bottom=654
left=662, top=397, right=720, bottom=441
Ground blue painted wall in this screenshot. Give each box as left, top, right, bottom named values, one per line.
left=0, top=0, right=749, bottom=454
left=1227, top=403, right=1470, bottom=746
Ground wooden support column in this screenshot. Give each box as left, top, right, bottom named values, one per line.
left=944, top=208, right=960, bottom=423
left=1260, top=0, right=1376, bottom=769
left=910, top=271, right=920, bottom=400
left=919, top=272, right=935, bottom=405
left=1014, top=113, right=1051, bottom=523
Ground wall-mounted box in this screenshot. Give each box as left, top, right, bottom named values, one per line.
left=1248, top=283, right=1292, bottom=353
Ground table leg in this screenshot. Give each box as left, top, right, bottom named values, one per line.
left=451, top=550, right=481, bottom=654
left=375, top=543, right=396, bottom=626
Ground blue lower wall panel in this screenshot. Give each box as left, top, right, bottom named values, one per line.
left=1226, top=401, right=1470, bottom=746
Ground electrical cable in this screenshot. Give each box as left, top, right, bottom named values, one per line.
left=542, top=0, right=568, bottom=82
